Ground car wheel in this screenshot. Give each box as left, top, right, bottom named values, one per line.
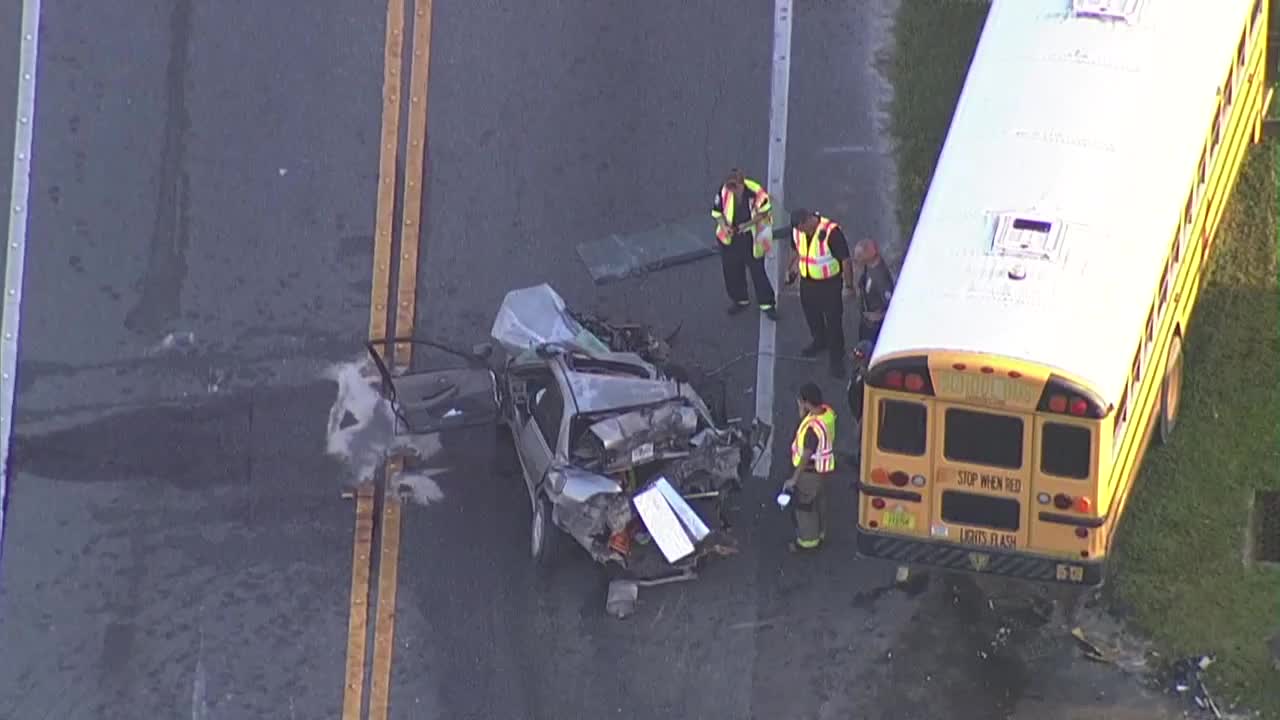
left=1156, top=333, right=1183, bottom=446
left=531, top=493, right=562, bottom=571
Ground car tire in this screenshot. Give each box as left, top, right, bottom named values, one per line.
left=1156, top=333, right=1184, bottom=446
left=531, top=493, right=562, bottom=572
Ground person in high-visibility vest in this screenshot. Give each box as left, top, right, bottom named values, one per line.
left=710, top=168, right=777, bottom=319
left=785, top=209, right=855, bottom=378
left=783, top=382, right=837, bottom=552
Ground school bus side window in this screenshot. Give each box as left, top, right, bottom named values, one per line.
left=877, top=399, right=927, bottom=456
left=944, top=408, right=1023, bottom=470
left=1041, top=422, right=1091, bottom=479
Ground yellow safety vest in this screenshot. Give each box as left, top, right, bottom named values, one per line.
left=792, top=217, right=842, bottom=280
left=711, top=178, right=773, bottom=258
left=791, top=405, right=836, bottom=473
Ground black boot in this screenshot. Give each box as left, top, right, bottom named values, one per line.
left=801, top=341, right=825, bottom=358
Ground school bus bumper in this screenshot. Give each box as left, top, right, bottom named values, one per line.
left=854, top=527, right=1105, bottom=586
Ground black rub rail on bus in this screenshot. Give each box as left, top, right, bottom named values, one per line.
left=863, top=356, right=1110, bottom=420
left=853, top=530, right=1107, bottom=586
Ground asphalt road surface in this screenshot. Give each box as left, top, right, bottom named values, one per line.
left=0, top=2, right=1191, bottom=719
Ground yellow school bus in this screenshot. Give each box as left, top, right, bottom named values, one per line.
left=854, top=0, right=1276, bottom=586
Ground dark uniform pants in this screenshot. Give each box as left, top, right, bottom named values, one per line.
left=859, top=314, right=883, bottom=347
left=791, top=470, right=830, bottom=548
left=720, top=232, right=776, bottom=308
left=800, top=276, right=845, bottom=360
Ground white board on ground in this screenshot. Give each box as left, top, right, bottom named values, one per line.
left=633, top=484, right=696, bottom=563
left=654, top=477, right=710, bottom=542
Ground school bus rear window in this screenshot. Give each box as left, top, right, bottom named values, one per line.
left=944, top=409, right=1023, bottom=470
left=1041, top=422, right=1091, bottom=479
left=877, top=399, right=927, bottom=456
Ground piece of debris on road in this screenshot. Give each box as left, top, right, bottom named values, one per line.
left=1168, top=654, right=1223, bottom=718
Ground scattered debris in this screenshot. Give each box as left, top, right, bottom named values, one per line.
left=568, top=309, right=678, bottom=367
left=324, top=353, right=446, bottom=486
left=1071, top=626, right=1111, bottom=664
left=149, top=330, right=195, bottom=355
left=206, top=368, right=229, bottom=394
left=605, top=572, right=698, bottom=619
left=1168, top=654, right=1222, bottom=718
left=606, top=579, right=639, bottom=619
left=397, top=472, right=446, bottom=506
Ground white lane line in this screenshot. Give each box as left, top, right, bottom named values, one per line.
left=1, top=0, right=42, bottom=551
left=756, top=0, right=794, bottom=479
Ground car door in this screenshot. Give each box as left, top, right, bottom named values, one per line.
left=517, top=374, right=564, bottom=498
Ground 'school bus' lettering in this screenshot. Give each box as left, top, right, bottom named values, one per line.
left=933, top=370, right=1039, bottom=408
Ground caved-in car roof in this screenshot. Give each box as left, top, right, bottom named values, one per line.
left=558, top=364, right=681, bottom=414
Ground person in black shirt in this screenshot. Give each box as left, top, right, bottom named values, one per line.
left=852, top=238, right=895, bottom=346
left=785, top=209, right=854, bottom=378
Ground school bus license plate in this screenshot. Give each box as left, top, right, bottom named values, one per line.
left=882, top=508, right=915, bottom=530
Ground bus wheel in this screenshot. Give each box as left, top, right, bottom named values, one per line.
left=1156, top=334, right=1184, bottom=446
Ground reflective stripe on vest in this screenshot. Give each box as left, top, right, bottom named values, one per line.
left=790, top=405, right=837, bottom=473
left=792, top=217, right=842, bottom=280
left=716, top=178, right=771, bottom=250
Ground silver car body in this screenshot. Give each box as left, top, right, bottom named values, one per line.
left=370, top=284, right=769, bottom=578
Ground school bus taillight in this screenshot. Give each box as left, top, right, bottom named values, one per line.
left=1036, top=376, right=1107, bottom=419
left=1048, top=492, right=1093, bottom=514
left=871, top=357, right=936, bottom=395
left=884, top=370, right=928, bottom=392
left=1047, top=393, right=1089, bottom=416
left=869, top=467, right=928, bottom=489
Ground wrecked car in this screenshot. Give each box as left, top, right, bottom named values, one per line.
left=366, top=284, right=769, bottom=582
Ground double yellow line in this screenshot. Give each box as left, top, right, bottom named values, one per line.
left=342, top=1, right=434, bottom=718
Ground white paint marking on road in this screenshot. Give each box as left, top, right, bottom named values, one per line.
left=1, top=0, right=43, bottom=556
left=756, top=0, right=794, bottom=479
left=191, top=622, right=209, bottom=720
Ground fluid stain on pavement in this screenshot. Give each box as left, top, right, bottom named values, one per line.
left=12, top=381, right=336, bottom=490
